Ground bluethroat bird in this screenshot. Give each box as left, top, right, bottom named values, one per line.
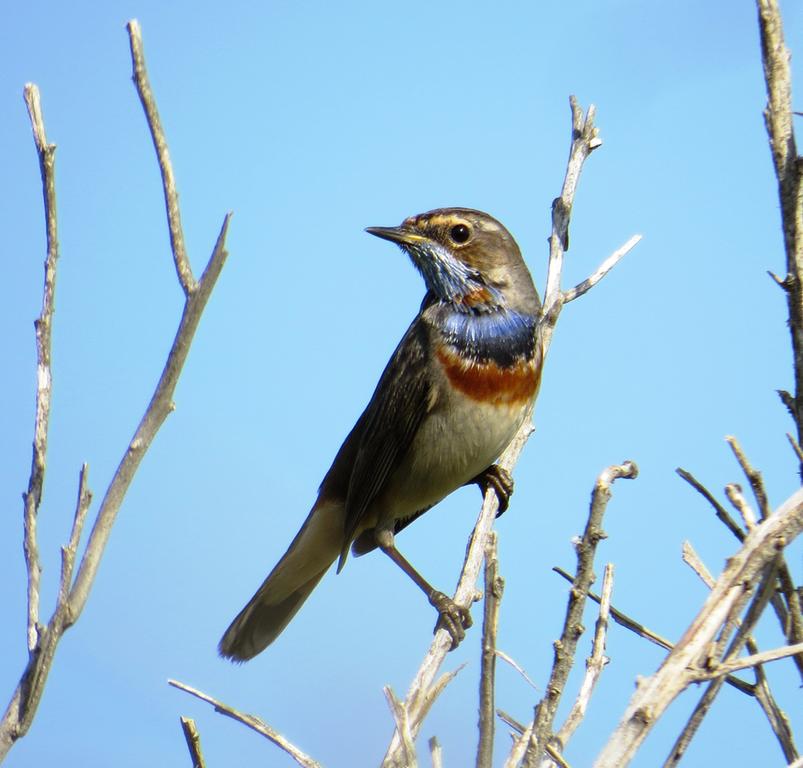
left=220, top=208, right=541, bottom=661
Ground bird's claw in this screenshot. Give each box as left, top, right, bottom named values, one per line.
left=429, top=590, right=472, bottom=650
left=472, top=464, right=514, bottom=516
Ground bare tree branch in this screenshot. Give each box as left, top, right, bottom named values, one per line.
left=168, top=680, right=321, bottom=768
left=21, top=82, right=58, bottom=655
left=179, top=717, right=207, bottom=768
left=0, top=21, right=231, bottom=762
left=757, top=0, right=803, bottom=473
left=522, top=462, right=637, bottom=765
left=127, top=19, right=193, bottom=295
left=595, top=486, right=803, bottom=768
left=477, top=532, right=503, bottom=768
left=552, top=563, right=614, bottom=754
left=676, top=467, right=746, bottom=542
left=562, top=235, right=642, bottom=304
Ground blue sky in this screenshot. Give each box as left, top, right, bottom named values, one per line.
left=2, top=2, right=802, bottom=766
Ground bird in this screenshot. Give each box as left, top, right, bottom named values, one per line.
left=219, top=208, right=542, bottom=662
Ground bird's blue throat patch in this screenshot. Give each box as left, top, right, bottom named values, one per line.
left=436, top=306, right=537, bottom=368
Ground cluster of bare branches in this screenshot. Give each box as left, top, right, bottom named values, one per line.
left=0, top=20, right=231, bottom=762
left=4, top=0, right=802, bottom=766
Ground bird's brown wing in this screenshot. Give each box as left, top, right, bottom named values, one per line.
left=337, top=315, right=435, bottom=568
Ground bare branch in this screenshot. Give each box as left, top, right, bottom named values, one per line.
left=553, top=564, right=614, bottom=751
left=429, top=737, right=443, bottom=768
left=0, top=24, right=230, bottom=762
left=595, top=487, right=803, bottom=768
left=477, top=532, right=503, bottom=768
left=169, top=680, right=321, bottom=768
left=496, top=650, right=539, bottom=691
left=179, top=717, right=206, bottom=768
left=681, top=540, right=715, bottom=588
left=562, top=235, right=642, bottom=304
left=385, top=688, right=418, bottom=768
left=58, top=465, right=92, bottom=613
left=21, top=82, right=59, bottom=654
left=676, top=468, right=745, bottom=542
left=725, top=436, right=771, bottom=519
left=725, top=483, right=758, bottom=532
left=127, top=19, right=194, bottom=295
left=696, top=641, right=803, bottom=680
left=757, top=0, right=803, bottom=470
left=525, top=462, right=637, bottom=764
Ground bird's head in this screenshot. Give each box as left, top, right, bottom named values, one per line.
left=366, top=208, right=538, bottom=314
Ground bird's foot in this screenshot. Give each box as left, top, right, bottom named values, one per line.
left=429, top=590, right=472, bottom=650
left=471, top=464, right=514, bottom=516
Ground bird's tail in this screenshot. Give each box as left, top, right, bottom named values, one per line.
left=218, top=499, right=343, bottom=661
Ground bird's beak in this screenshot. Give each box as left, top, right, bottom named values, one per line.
left=365, top=225, right=428, bottom=246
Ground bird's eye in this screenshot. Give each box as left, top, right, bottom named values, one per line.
left=449, top=223, right=471, bottom=244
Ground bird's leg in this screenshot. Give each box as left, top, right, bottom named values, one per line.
left=374, top=529, right=472, bottom=649
left=468, top=464, right=514, bottom=516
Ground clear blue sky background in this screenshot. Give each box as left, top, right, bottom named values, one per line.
left=2, top=2, right=802, bottom=766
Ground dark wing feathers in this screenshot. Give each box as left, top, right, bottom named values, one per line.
left=338, top=317, right=434, bottom=561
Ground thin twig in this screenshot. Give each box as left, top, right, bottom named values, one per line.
left=58, top=465, right=92, bottom=614
left=725, top=436, right=771, bottom=519
left=695, top=640, right=803, bottom=680
left=553, top=567, right=674, bottom=653
left=385, top=688, right=418, bottom=768
left=179, top=717, right=206, bottom=768
left=562, top=235, right=642, bottom=303
left=676, top=468, right=745, bottom=542
left=169, top=680, right=321, bottom=768
left=553, top=564, right=614, bottom=751
left=681, top=541, right=715, bottom=588
left=127, top=20, right=194, bottom=295
left=478, top=532, right=503, bottom=768
left=496, top=650, right=539, bottom=690
left=21, top=82, right=59, bottom=654
left=429, top=736, right=443, bottom=768
left=725, top=483, right=757, bottom=532
left=526, top=463, right=637, bottom=765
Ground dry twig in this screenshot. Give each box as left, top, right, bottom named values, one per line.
left=477, top=532, right=504, bottom=768
left=180, top=717, right=206, bottom=768
left=169, top=680, right=321, bottom=768
left=0, top=20, right=231, bottom=761
left=521, top=463, right=636, bottom=766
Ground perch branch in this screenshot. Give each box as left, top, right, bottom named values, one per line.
left=384, top=95, right=637, bottom=767
left=169, top=680, right=321, bottom=768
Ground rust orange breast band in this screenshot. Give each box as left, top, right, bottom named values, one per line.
left=436, top=346, right=540, bottom=406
